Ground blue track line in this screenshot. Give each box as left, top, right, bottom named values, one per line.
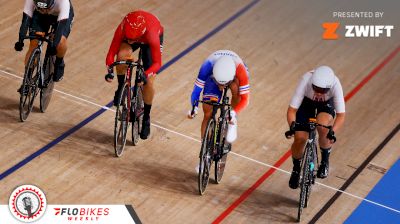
left=0, top=0, right=260, bottom=181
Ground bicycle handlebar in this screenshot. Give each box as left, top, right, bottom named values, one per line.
left=191, top=100, right=232, bottom=119
left=109, top=60, right=141, bottom=68
left=108, top=60, right=147, bottom=84
left=195, top=100, right=230, bottom=107
left=284, top=121, right=336, bottom=142
left=22, top=34, right=52, bottom=43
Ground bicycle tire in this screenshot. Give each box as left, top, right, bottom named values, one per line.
left=304, top=143, right=317, bottom=208
left=215, top=110, right=230, bottom=184
left=132, top=86, right=144, bottom=146
left=114, top=84, right=130, bottom=157
left=198, top=118, right=215, bottom=195
left=297, top=143, right=311, bottom=222
left=19, top=48, right=41, bottom=122
left=40, top=55, right=55, bottom=112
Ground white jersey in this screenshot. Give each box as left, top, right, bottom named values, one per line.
left=290, top=71, right=345, bottom=113
left=23, top=0, right=71, bottom=21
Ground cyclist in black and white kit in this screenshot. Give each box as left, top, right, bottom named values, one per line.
left=286, top=66, right=345, bottom=189
left=14, top=0, right=74, bottom=84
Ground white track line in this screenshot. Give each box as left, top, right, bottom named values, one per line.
left=1, top=68, right=399, bottom=214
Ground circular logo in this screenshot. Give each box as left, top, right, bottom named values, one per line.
left=8, top=185, right=47, bottom=223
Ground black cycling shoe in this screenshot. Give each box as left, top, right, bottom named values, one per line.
left=140, top=118, right=151, bottom=139
left=53, top=59, right=65, bottom=82
left=317, top=161, right=329, bottom=179
left=289, top=170, right=300, bottom=189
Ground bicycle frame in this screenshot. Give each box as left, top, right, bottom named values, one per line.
left=23, top=29, right=55, bottom=88
left=294, top=118, right=332, bottom=221
left=109, top=59, right=145, bottom=119
left=200, top=86, right=231, bottom=158
left=197, top=85, right=232, bottom=194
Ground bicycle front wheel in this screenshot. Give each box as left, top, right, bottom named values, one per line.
left=298, top=144, right=312, bottom=222
left=19, top=48, right=41, bottom=122
left=132, top=86, right=144, bottom=146
left=40, top=55, right=55, bottom=112
left=215, top=110, right=230, bottom=184
left=114, top=84, right=130, bottom=157
left=198, top=118, right=215, bottom=195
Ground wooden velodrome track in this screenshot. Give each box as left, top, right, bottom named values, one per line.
left=0, top=0, right=399, bottom=223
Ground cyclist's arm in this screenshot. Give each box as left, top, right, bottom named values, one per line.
left=53, top=19, right=68, bottom=47
left=52, top=0, right=71, bottom=47
left=19, top=0, right=35, bottom=41
left=190, top=60, right=212, bottom=106
left=144, top=30, right=162, bottom=77
left=287, top=106, right=297, bottom=127
left=18, top=13, right=32, bottom=42
left=233, top=64, right=250, bottom=114
left=333, top=112, right=345, bottom=133
left=332, top=77, right=345, bottom=133
left=289, top=74, right=307, bottom=110
left=106, top=23, right=124, bottom=67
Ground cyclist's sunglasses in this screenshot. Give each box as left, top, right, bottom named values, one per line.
left=211, top=76, right=233, bottom=87
left=312, top=84, right=330, bottom=94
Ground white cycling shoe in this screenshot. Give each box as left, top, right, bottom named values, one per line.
left=226, top=123, right=237, bottom=143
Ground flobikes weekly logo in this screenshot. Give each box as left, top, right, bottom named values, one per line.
left=53, top=207, right=110, bottom=221
left=322, top=11, right=395, bottom=39
left=8, top=185, right=47, bottom=223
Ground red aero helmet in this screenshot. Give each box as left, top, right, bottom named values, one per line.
left=123, top=12, right=147, bottom=40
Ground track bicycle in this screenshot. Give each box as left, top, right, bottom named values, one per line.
left=285, top=118, right=335, bottom=222
left=108, top=53, right=146, bottom=157
left=195, top=86, right=232, bottom=195
left=19, top=28, right=56, bottom=122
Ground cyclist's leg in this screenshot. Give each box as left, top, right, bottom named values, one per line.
left=201, top=104, right=213, bottom=139
left=139, top=44, right=153, bottom=139
left=53, top=9, right=74, bottom=82
left=112, top=43, right=134, bottom=106
left=289, top=98, right=313, bottom=189
left=24, top=11, right=48, bottom=66
left=316, top=100, right=335, bottom=178
left=19, top=12, right=44, bottom=93
left=139, top=34, right=163, bottom=139
left=201, top=77, right=222, bottom=138
left=24, top=40, right=39, bottom=66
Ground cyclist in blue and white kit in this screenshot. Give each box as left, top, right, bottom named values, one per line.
left=188, top=50, right=250, bottom=144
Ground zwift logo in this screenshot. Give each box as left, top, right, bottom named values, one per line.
left=322, top=11, right=395, bottom=39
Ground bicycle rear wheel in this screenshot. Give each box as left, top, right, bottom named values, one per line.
left=215, top=110, right=230, bottom=184
left=297, top=144, right=312, bottom=222
left=114, top=84, right=130, bottom=157
left=19, top=49, right=41, bottom=122
left=40, top=55, right=55, bottom=112
left=198, top=119, right=215, bottom=195
left=132, top=86, right=144, bottom=146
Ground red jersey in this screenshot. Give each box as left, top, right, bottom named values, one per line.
left=106, top=10, right=164, bottom=76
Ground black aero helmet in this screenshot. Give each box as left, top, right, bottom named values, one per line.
left=33, top=0, right=55, bottom=9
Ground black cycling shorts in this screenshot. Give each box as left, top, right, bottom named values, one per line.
left=29, top=8, right=74, bottom=38
left=126, top=33, right=164, bottom=71
left=295, top=97, right=336, bottom=131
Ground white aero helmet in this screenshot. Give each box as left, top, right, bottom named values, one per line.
left=212, top=56, right=236, bottom=85
left=311, top=65, right=335, bottom=93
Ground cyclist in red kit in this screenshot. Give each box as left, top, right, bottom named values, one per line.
left=105, top=10, right=164, bottom=140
